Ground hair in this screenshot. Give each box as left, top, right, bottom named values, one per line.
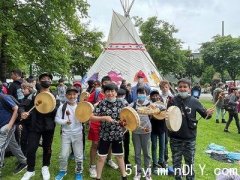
left=117, top=88, right=126, bottom=96
left=177, top=78, right=191, bottom=87
left=58, top=78, right=64, bottom=83
left=159, top=80, right=170, bottom=89
left=87, top=80, right=95, bottom=86
left=21, top=82, right=33, bottom=89
left=94, top=80, right=101, bottom=86
left=103, top=83, right=118, bottom=93
left=101, top=76, right=111, bottom=83
left=11, top=69, right=22, bottom=77
left=137, top=87, right=146, bottom=94
left=150, top=90, right=160, bottom=97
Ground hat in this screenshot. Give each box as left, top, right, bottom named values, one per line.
left=73, top=81, right=82, bottom=87
left=137, top=71, right=145, bottom=78
left=66, top=86, right=79, bottom=94
left=39, top=73, right=53, bottom=80
left=150, top=90, right=160, bottom=96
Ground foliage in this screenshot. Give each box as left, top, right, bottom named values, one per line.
left=200, top=65, right=216, bottom=84
left=201, top=35, right=240, bottom=82
left=0, top=0, right=90, bottom=81
left=135, top=16, right=186, bottom=76
left=69, top=27, right=103, bottom=77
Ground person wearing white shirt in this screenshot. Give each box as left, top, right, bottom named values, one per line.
left=54, top=87, right=83, bottom=180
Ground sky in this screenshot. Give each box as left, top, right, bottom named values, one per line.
left=87, top=0, right=240, bottom=52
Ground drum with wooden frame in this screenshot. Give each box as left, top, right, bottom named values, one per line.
left=165, top=106, right=182, bottom=132
left=75, top=101, right=94, bottom=122
left=119, top=107, right=140, bottom=131
left=34, top=91, right=56, bottom=114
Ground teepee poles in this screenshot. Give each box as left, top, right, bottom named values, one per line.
left=120, top=0, right=135, bottom=17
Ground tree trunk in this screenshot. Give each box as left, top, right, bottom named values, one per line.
left=0, top=34, right=8, bottom=82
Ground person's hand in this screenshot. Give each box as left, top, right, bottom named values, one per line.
left=66, top=119, right=72, bottom=125
left=21, top=112, right=29, bottom=120
left=206, top=108, right=214, bottom=116
left=19, top=124, right=23, bottom=131
left=103, top=116, right=113, bottom=123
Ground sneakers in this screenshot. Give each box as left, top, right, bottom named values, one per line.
left=133, top=172, right=141, bottom=180
left=107, top=159, right=118, bottom=169
left=21, top=171, right=35, bottom=180
left=216, top=119, right=219, bottom=123
left=224, top=129, right=229, bottom=133
left=145, top=174, right=152, bottom=180
left=222, top=119, right=226, bottom=123
left=75, top=173, right=83, bottom=180
left=14, top=163, right=27, bottom=174
left=55, top=171, right=67, bottom=180
left=89, top=165, right=97, bottom=178
left=42, top=166, right=50, bottom=180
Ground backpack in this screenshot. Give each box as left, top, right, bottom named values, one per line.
left=223, top=95, right=234, bottom=111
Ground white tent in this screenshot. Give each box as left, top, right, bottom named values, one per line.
left=84, top=1, right=162, bottom=87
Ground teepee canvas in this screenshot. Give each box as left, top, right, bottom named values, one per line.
left=84, top=3, right=162, bottom=87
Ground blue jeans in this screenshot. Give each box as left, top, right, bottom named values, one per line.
left=151, top=132, right=165, bottom=165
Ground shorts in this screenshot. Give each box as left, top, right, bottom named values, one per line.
left=97, top=139, right=124, bottom=156
left=88, top=121, right=100, bottom=142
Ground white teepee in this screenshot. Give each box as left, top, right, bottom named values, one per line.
left=84, top=1, right=162, bottom=87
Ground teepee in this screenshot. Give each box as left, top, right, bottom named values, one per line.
left=84, top=0, right=162, bottom=87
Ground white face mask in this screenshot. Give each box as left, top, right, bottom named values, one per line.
left=67, top=99, right=78, bottom=104
left=95, top=87, right=101, bottom=91
left=178, top=92, right=189, bottom=99
left=138, top=78, right=144, bottom=84
left=106, top=98, right=116, bottom=103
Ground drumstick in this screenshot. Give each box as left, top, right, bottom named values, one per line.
left=198, top=95, right=222, bottom=120
left=20, top=100, right=42, bottom=121
left=66, top=110, right=72, bottom=124
left=27, top=100, right=42, bottom=113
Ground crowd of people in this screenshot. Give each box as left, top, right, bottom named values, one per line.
left=2, top=69, right=240, bottom=180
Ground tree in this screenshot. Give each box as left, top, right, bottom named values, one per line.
left=69, top=28, right=103, bottom=77
left=0, top=0, right=89, bottom=81
left=201, top=35, right=240, bottom=83
left=136, top=16, right=186, bottom=76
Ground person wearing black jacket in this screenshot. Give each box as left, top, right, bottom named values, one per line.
left=169, top=78, right=213, bottom=180
left=9, top=69, right=24, bottom=103
left=20, top=73, right=59, bottom=180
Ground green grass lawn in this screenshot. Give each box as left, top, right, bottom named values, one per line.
left=2, top=99, right=240, bottom=180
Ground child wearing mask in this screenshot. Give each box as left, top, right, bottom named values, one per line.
left=130, top=87, right=153, bottom=180
left=169, top=78, right=213, bottom=180
left=149, top=90, right=167, bottom=174
left=90, top=83, right=127, bottom=180
left=54, top=87, right=83, bottom=180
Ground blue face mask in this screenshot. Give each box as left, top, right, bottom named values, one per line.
left=137, top=94, right=146, bottom=101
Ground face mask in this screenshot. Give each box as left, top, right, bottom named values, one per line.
left=40, top=81, right=51, bottom=88
left=138, top=78, right=144, bottom=84
left=178, top=92, right=189, bottom=99
left=67, top=99, right=78, bottom=104
left=106, top=98, right=116, bottom=103
left=137, top=94, right=146, bottom=101
left=95, top=87, right=101, bottom=91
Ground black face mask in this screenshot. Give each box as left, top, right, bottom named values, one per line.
left=40, top=81, right=51, bottom=88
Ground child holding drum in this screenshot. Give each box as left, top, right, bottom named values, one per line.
left=169, top=78, right=214, bottom=180
left=90, top=83, right=127, bottom=180
left=54, top=86, right=84, bottom=180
